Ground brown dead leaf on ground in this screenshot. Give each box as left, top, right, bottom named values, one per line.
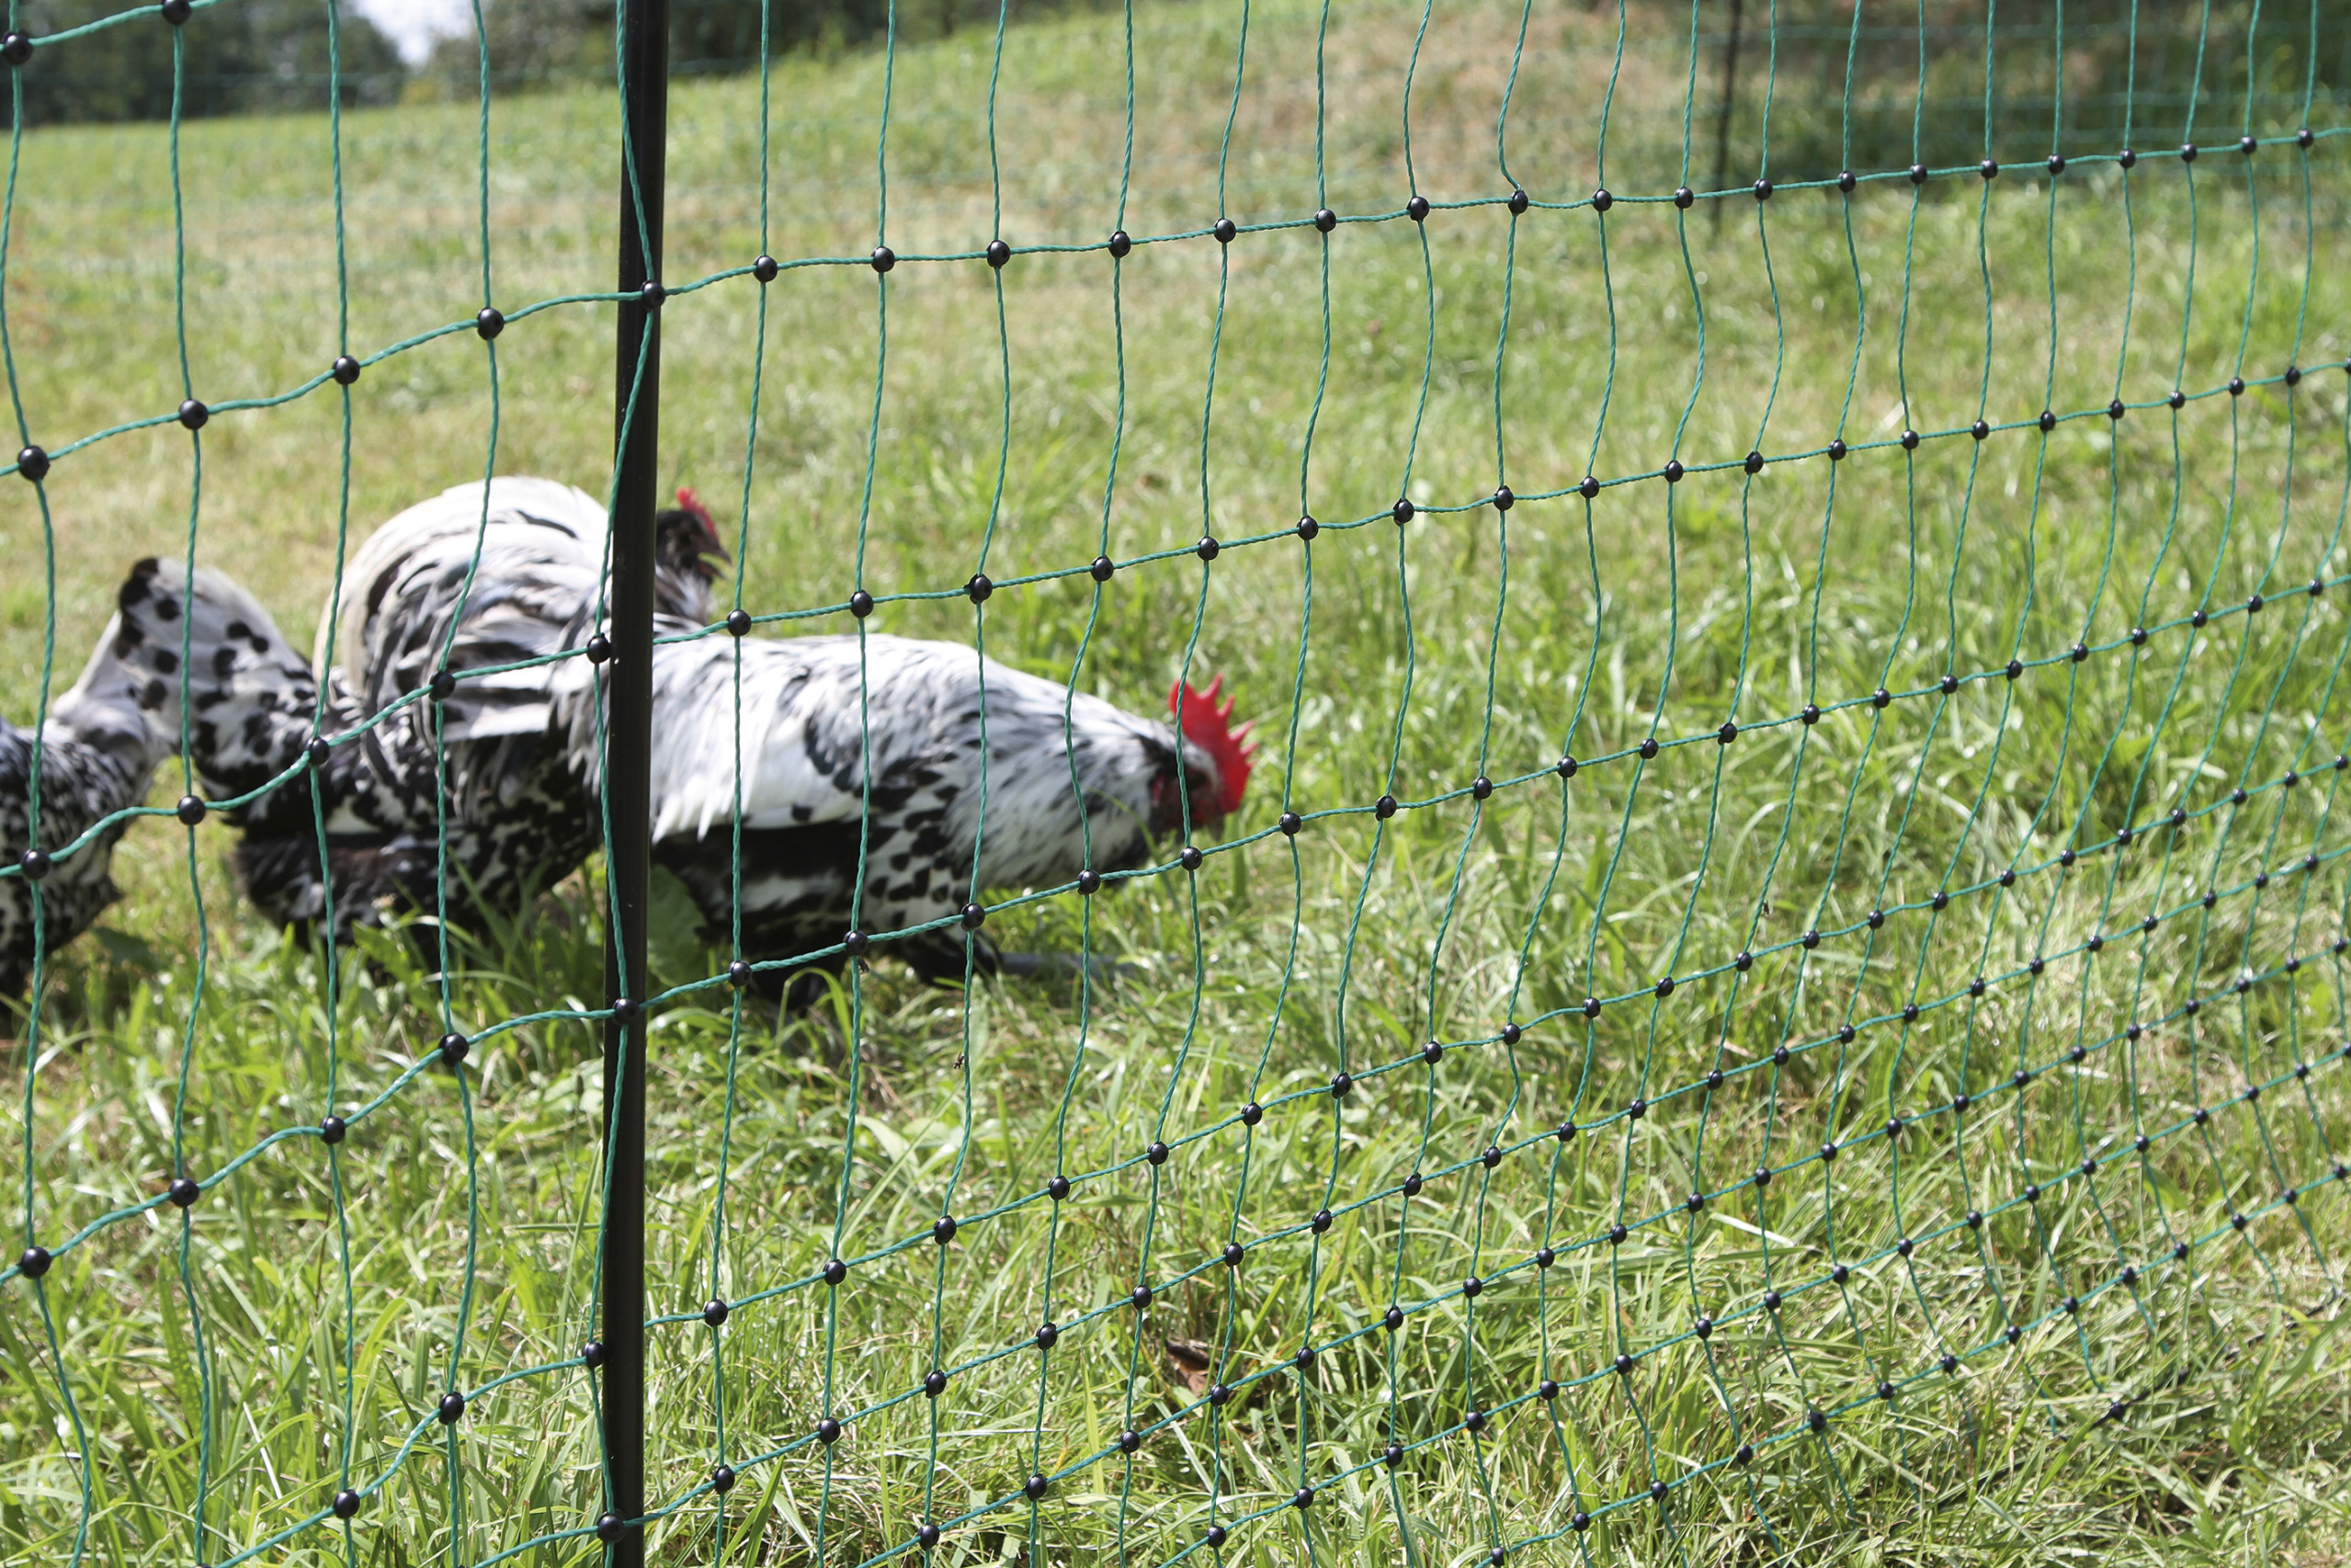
left=1163, top=1337, right=1214, bottom=1397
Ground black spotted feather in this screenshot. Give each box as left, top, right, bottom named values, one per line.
left=565, top=633, right=1237, bottom=984
left=197, top=477, right=722, bottom=940
left=0, top=557, right=301, bottom=994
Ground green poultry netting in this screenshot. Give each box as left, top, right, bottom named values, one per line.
left=6, top=1, right=2351, bottom=1565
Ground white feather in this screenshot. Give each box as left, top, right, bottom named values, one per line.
left=329, top=476, right=608, bottom=681
left=562, top=631, right=1227, bottom=967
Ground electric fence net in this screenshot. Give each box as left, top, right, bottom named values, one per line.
left=5, top=1, right=2351, bottom=1565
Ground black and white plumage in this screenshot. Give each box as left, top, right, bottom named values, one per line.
left=0, top=558, right=302, bottom=994
left=296, top=476, right=1252, bottom=983
left=190, top=471, right=1251, bottom=990
left=587, top=634, right=1253, bottom=983
left=200, top=477, right=724, bottom=939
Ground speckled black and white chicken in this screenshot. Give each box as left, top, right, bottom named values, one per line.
left=186, top=472, right=1255, bottom=989
left=0, top=557, right=300, bottom=994
left=574, top=630, right=1255, bottom=984
left=301, top=478, right=1255, bottom=983
left=197, top=476, right=726, bottom=940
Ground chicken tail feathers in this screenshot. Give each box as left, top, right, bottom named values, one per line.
left=56, top=556, right=316, bottom=793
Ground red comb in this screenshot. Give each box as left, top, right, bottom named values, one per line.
left=1168, top=676, right=1255, bottom=817
left=674, top=486, right=721, bottom=544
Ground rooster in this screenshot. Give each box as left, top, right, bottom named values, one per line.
left=580, top=637, right=1256, bottom=986
left=195, top=477, right=727, bottom=941
left=0, top=557, right=305, bottom=994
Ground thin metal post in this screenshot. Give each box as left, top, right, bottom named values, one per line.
left=1709, top=0, right=1744, bottom=229
left=603, top=0, right=666, bottom=1559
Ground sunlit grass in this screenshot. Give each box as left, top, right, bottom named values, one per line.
left=6, top=0, right=2351, bottom=1564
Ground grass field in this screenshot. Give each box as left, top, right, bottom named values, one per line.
left=6, top=0, right=2351, bottom=1564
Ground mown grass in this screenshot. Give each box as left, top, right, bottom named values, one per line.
left=6, top=1, right=2351, bottom=1565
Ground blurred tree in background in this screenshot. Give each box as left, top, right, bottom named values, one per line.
left=420, top=0, right=1104, bottom=84
left=427, top=0, right=614, bottom=82
left=15, top=0, right=405, bottom=122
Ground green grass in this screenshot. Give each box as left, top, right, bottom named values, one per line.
left=6, top=1, right=2351, bottom=1564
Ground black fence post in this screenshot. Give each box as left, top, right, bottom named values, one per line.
left=604, top=0, right=667, bottom=1559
